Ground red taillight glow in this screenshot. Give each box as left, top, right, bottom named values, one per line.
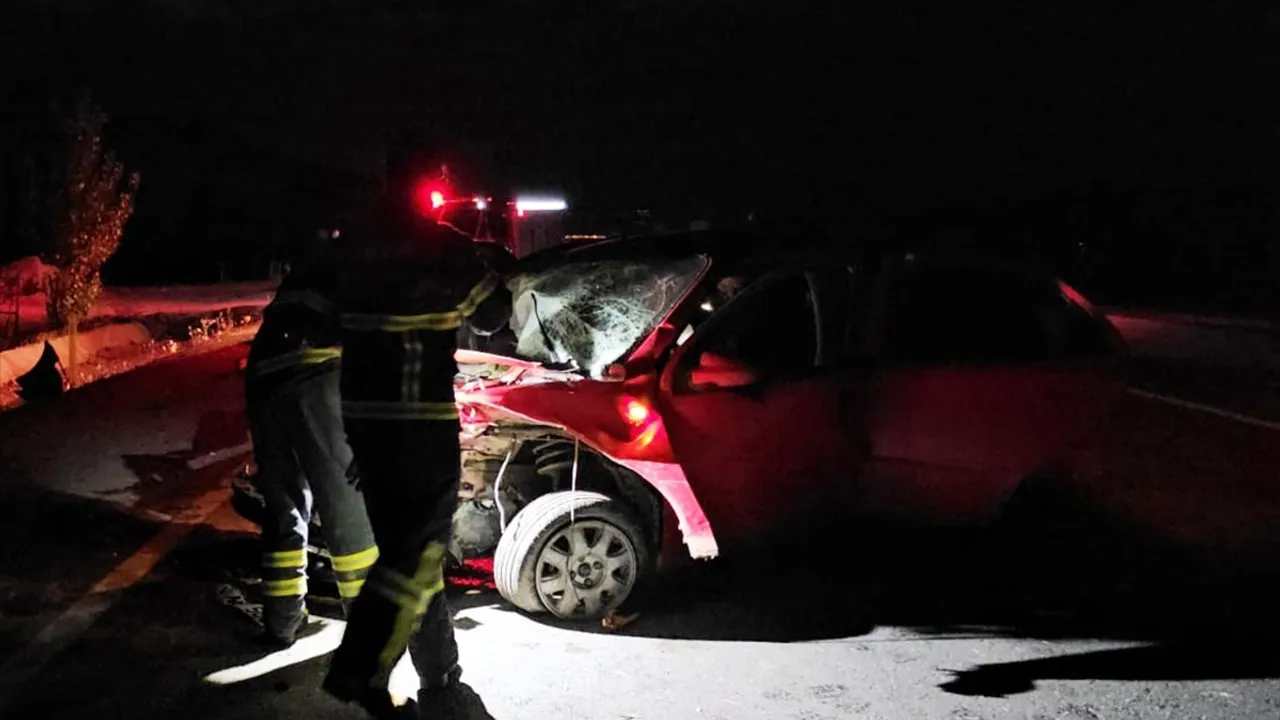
left=621, top=397, right=651, bottom=426
left=1059, top=281, right=1093, bottom=311
left=430, top=190, right=446, bottom=209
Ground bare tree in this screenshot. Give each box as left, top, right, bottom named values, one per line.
left=40, top=92, right=140, bottom=379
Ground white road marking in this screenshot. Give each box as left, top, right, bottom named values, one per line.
left=0, top=486, right=230, bottom=713
left=203, top=618, right=421, bottom=699
left=187, top=441, right=254, bottom=471
left=202, top=617, right=346, bottom=685
left=1127, top=387, right=1280, bottom=432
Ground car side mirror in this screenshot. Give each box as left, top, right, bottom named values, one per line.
left=687, top=352, right=760, bottom=391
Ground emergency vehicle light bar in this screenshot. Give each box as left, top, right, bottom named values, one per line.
left=514, top=197, right=568, bottom=213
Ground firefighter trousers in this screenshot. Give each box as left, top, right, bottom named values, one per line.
left=247, top=366, right=378, bottom=641
left=324, top=419, right=462, bottom=695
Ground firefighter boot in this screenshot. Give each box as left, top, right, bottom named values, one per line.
left=418, top=680, right=494, bottom=720
left=260, top=597, right=309, bottom=648
left=258, top=607, right=328, bottom=648
left=322, top=675, right=418, bottom=720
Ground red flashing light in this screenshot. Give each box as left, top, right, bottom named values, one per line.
left=413, top=179, right=449, bottom=216
left=621, top=397, right=651, bottom=427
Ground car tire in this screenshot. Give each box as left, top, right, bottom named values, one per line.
left=992, top=476, right=1089, bottom=609
left=494, top=490, right=652, bottom=620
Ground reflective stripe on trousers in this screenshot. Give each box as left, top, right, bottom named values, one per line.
left=324, top=419, right=462, bottom=694
left=261, top=542, right=379, bottom=601
left=262, top=549, right=308, bottom=597
left=365, top=542, right=448, bottom=674
left=249, top=364, right=377, bottom=637
left=332, top=546, right=381, bottom=599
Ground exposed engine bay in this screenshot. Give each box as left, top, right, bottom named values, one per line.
left=446, top=256, right=707, bottom=562
left=449, top=353, right=666, bottom=565
left=233, top=252, right=715, bottom=604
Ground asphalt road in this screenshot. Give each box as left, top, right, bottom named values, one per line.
left=0, top=336, right=1278, bottom=719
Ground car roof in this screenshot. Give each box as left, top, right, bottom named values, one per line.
left=516, top=230, right=1064, bottom=285
left=516, top=229, right=870, bottom=272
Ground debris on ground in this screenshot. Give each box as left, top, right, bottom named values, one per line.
left=215, top=583, right=264, bottom=628
left=447, top=557, right=498, bottom=591
left=601, top=611, right=640, bottom=632
left=15, top=341, right=65, bottom=402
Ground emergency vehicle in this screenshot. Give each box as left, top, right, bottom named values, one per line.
left=415, top=173, right=569, bottom=258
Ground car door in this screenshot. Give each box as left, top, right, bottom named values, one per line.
left=655, top=268, right=865, bottom=550
left=856, top=258, right=1120, bottom=524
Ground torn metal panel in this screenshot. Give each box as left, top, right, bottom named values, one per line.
left=455, top=392, right=720, bottom=560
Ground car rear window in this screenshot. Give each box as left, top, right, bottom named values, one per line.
left=881, top=261, right=1112, bottom=365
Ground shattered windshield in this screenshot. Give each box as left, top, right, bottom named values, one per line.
left=508, top=255, right=709, bottom=377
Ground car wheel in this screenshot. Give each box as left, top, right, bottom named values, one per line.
left=494, top=490, right=651, bottom=620
left=992, top=476, right=1089, bottom=609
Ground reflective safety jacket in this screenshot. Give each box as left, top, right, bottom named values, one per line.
left=334, top=218, right=511, bottom=423
left=246, top=264, right=344, bottom=400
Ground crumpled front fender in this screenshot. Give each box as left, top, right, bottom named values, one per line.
left=456, top=379, right=720, bottom=560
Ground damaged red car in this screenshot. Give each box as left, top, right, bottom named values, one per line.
left=446, top=231, right=1128, bottom=621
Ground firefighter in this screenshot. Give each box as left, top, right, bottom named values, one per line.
left=321, top=137, right=513, bottom=719
left=244, top=237, right=379, bottom=647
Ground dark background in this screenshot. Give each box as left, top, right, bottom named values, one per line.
left=1, top=0, right=1277, bottom=316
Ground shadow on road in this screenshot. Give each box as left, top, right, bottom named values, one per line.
left=112, top=408, right=251, bottom=521
left=0, top=483, right=160, bottom=654
left=180, top=464, right=1280, bottom=697
left=940, top=642, right=1280, bottom=698
left=528, top=478, right=1280, bottom=695
left=65, top=365, right=1279, bottom=703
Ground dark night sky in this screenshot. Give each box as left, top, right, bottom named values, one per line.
left=2, top=0, right=1279, bottom=301
left=6, top=1, right=1277, bottom=209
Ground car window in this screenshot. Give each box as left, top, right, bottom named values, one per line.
left=673, top=271, right=759, bottom=348
left=807, top=265, right=861, bottom=365
left=683, top=272, right=819, bottom=385
left=507, top=254, right=709, bottom=377
left=880, top=262, right=1081, bottom=365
